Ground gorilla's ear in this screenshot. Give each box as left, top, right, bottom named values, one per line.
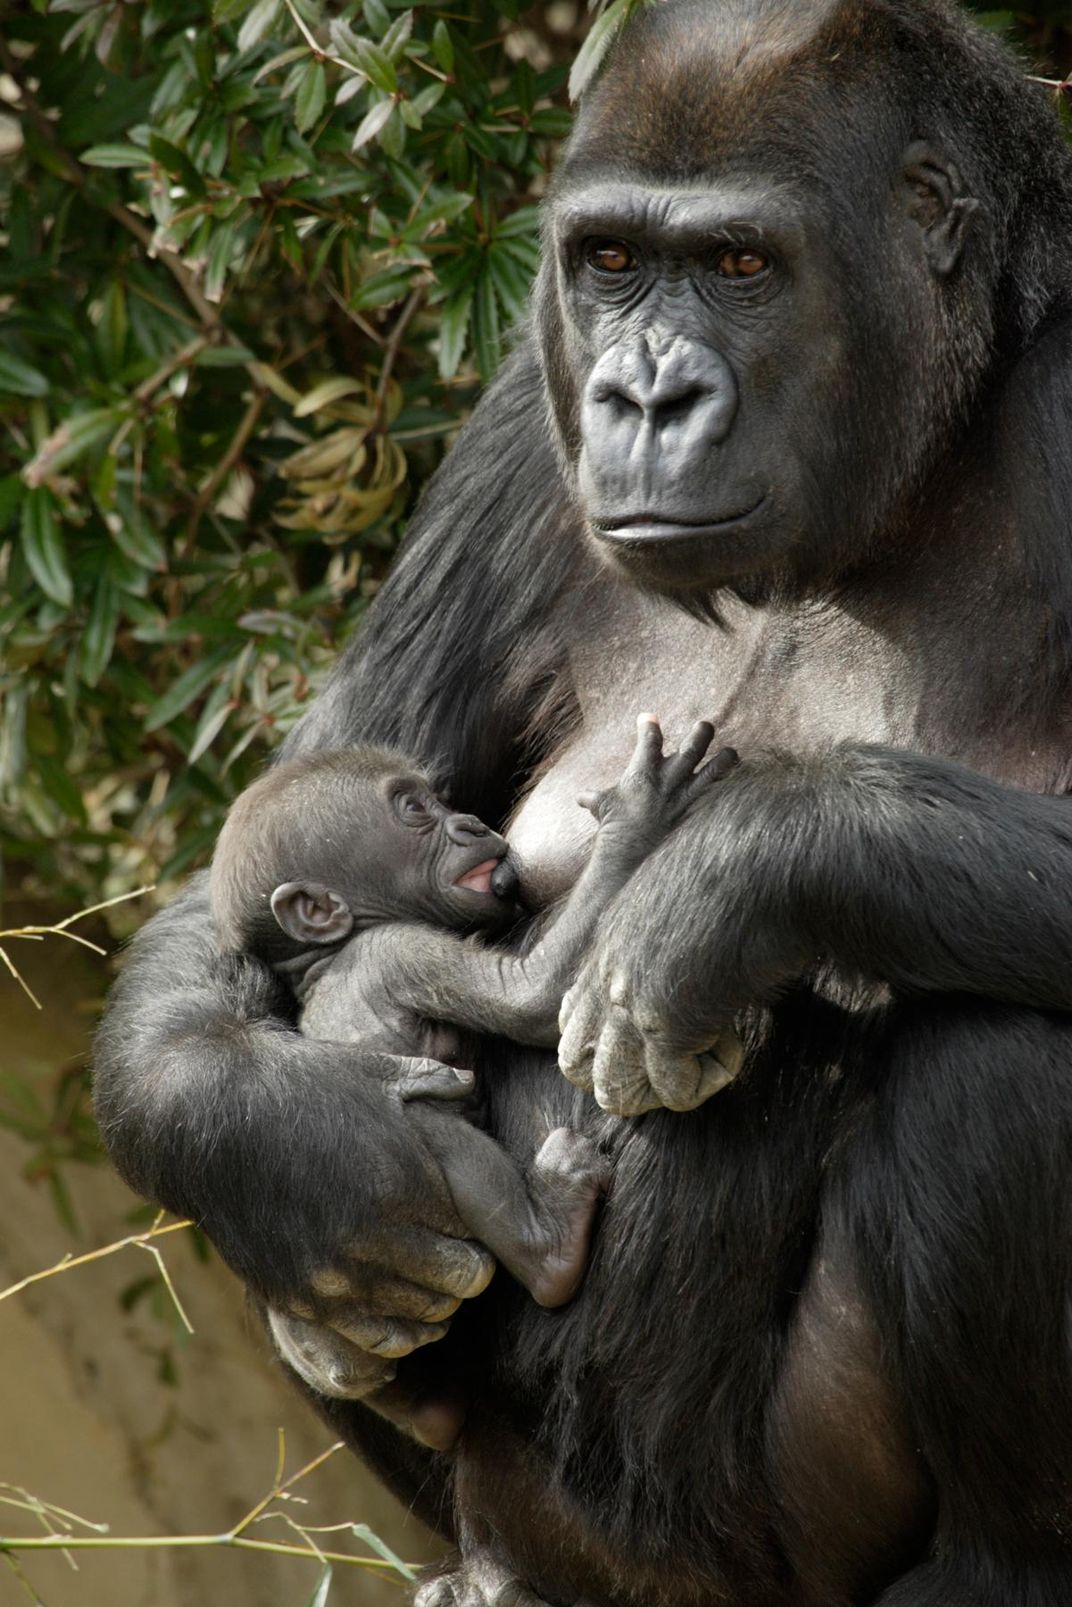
left=900, top=143, right=980, bottom=277
left=270, top=882, right=354, bottom=945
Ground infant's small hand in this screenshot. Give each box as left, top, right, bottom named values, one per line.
left=578, top=714, right=737, bottom=856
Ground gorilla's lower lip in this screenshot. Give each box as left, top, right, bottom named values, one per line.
left=454, top=858, right=501, bottom=894
left=594, top=498, right=767, bottom=543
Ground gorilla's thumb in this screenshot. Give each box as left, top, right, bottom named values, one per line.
left=385, top=1057, right=476, bottom=1103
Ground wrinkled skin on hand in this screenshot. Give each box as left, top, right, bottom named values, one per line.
left=559, top=764, right=817, bottom=1115
left=269, top=1055, right=494, bottom=1368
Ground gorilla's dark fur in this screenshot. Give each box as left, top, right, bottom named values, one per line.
left=96, top=2, right=1072, bottom=1602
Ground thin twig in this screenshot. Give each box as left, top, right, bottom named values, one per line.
left=0, top=1441, right=412, bottom=1574
left=0, top=887, right=155, bottom=1011
left=0, top=1218, right=193, bottom=1310
left=133, top=336, right=210, bottom=404
left=281, top=0, right=365, bottom=77
left=182, top=388, right=266, bottom=555
left=376, top=287, right=425, bottom=411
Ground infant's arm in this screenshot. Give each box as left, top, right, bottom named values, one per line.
left=368, top=717, right=734, bottom=1046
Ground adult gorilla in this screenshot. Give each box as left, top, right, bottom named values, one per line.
left=96, top=0, right=1072, bottom=1602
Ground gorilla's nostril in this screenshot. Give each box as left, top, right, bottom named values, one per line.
left=653, top=387, right=706, bottom=425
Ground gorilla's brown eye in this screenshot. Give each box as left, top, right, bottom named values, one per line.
left=716, top=248, right=770, bottom=279
left=585, top=240, right=638, bottom=275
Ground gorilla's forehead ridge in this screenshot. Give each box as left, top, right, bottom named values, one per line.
left=566, top=0, right=874, bottom=183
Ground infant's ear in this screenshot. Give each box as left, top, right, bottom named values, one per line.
left=270, top=881, right=354, bottom=945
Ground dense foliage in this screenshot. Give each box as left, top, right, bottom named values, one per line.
left=0, top=0, right=1068, bottom=912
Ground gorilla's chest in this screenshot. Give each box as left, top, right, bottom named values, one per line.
left=507, top=587, right=917, bottom=908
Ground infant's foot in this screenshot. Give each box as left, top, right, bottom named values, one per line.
left=525, top=1127, right=608, bottom=1308
left=416, top=1548, right=565, bottom=1606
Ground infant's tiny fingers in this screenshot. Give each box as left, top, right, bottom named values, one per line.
left=673, top=718, right=717, bottom=775
left=685, top=744, right=739, bottom=801
left=576, top=790, right=602, bottom=819
left=624, top=712, right=664, bottom=777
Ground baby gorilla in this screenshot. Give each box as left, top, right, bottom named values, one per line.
left=210, top=717, right=739, bottom=1444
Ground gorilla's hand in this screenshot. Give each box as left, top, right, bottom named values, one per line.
left=558, top=963, right=746, bottom=1116
left=558, top=762, right=817, bottom=1114
left=262, top=1052, right=495, bottom=1356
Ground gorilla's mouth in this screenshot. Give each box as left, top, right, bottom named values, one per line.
left=454, top=858, right=501, bottom=895
left=593, top=497, right=768, bottom=544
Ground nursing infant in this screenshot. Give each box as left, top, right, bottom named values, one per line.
left=210, top=716, right=740, bottom=1443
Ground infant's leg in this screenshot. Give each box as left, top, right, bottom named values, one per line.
left=412, top=1110, right=608, bottom=1308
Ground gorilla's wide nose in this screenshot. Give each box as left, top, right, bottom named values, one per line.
left=445, top=813, right=490, bottom=845
left=583, top=334, right=739, bottom=457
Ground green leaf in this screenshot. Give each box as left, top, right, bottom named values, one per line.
left=0, top=350, right=49, bottom=398
left=352, top=98, right=394, bottom=150
left=295, top=61, right=327, bottom=134
left=294, top=377, right=364, bottom=416
left=204, top=221, right=238, bottom=302
left=431, top=19, right=454, bottom=74
left=306, top=1563, right=333, bottom=1607
left=188, top=680, right=235, bottom=764
left=81, top=143, right=151, bottom=168
left=35, top=753, right=87, bottom=828
left=95, top=280, right=128, bottom=373
left=530, top=108, right=573, bottom=137
left=363, top=0, right=390, bottom=36
left=473, top=268, right=501, bottom=381
left=350, top=1525, right=417, bottom=1583
left=418, top=192, right=473, bottom=228
left=237, top=0, right=281, bottom=53
left=148, top=133, right=205, bottom=195
left=568, top=0, right=638, bottom=102
left=82, top=573, right=120, bottom=687
left=20, top=489, right=72, bottom=609
left=30, top=408, right=121, bottom=478
left=194, top=344, right=256, bottom=367
left=380, top=10, right=413, bottom=62
left=349, top=265, right=413, bottom=310
left=437, top=286, right=473, bottom=379
left=487, top=245, right=531, bottom=324
left=143, top=647, right=234, bottom=733
left=494, top=204, right=540, bottom=240
left=331, top=24, right=397, bottom=92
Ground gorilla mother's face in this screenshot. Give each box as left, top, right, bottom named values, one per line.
left=535, top=1, right=982, bottom=602
left=542, top=174, right=848, bottom=594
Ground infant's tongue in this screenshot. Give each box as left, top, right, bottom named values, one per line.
left=456, top=858, right=498, bottom=894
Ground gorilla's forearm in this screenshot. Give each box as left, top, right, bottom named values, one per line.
left=93, top=877, right=475, bottom=1303
left=652, top=745, right=1072, bottom=1023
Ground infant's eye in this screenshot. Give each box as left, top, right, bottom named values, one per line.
left=396, top=793, right=429, bottom=823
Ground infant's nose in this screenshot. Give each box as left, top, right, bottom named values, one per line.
left=445, top=813, right=489, bottom=845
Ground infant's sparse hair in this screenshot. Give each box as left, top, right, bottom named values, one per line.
left=210, top=747, right=422, bottom=962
